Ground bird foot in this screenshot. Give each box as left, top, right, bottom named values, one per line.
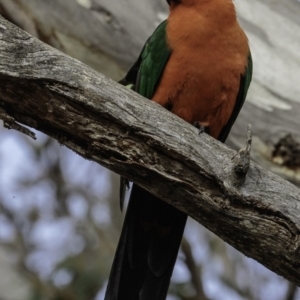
left=193, top=121, right=210, bottom=135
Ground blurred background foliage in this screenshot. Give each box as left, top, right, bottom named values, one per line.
left=0, top=0, right=299, bottom=299
left=0, top=127, right=298, bottom=300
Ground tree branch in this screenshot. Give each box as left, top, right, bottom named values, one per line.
left=285, top=282, right=298, bottom=300
left=2, top=0, right=300, bottom=189
left=0, top=106, right=36, bottom=139
left=181, top=238, right=210, bottom=300
left=0, top=16, right=300, bottom=286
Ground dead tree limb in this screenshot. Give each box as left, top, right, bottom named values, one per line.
left=1, top=0, right=300, bottom=188
left=0, top=16, right=300, bottom=286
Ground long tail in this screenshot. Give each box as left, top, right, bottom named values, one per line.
left=104, top=184, right=187, bottom=300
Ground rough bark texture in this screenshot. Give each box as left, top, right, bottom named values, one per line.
left=0, top=16, right=300, bottom=286
left=0, top=0, right=299, bottom=188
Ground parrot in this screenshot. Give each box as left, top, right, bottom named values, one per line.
left=105, top=0, right=252, bottom=299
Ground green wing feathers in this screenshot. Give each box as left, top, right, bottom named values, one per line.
left=118, top=20, right=170, bottom=99
left=136, top=21, right=171, bottom=99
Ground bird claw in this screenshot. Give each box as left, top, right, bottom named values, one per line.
left=193, top=121, right=210, bottom=135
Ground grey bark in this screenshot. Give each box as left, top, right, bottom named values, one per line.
left=0, top=0, right=299, bottom=188
left=0, top=15, right=300, bottom=286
